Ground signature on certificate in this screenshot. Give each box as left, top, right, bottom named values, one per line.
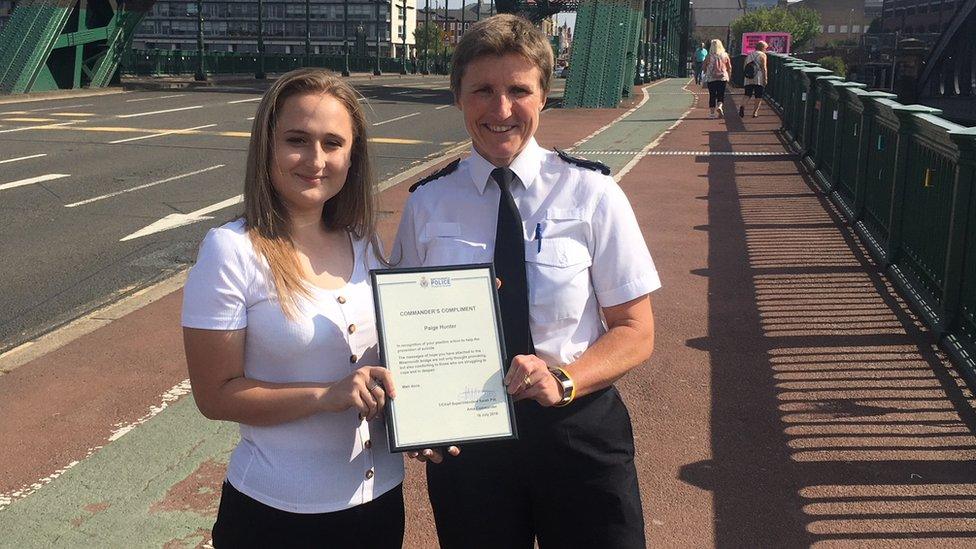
left=459, top=387, right=497, bottom=402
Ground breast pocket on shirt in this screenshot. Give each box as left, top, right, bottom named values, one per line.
left=525, top=215, right=592, bottom=322
left=423, top=222, right=486, bottom=266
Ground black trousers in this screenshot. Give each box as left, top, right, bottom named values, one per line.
left=707, top=80, right=727, bottom=108
left=426, top=387, right=645, bottom=549
left=211, top=481, right=404, bottom=548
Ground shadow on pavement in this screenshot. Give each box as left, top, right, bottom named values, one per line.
left=682, top=93, right=976, bottom=546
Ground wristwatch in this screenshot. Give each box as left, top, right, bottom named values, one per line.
left=549, top=367, right=576, bottom=407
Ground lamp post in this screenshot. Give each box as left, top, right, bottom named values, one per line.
left=643, top=0, right=651, bottom=82
left=422, top=0, right=430, bottom=74
left=398, top=0, right=413, bottom=74
left=443, top=0, right=449, bottom=73
left=256, top=0, right=265, bottom=79
left=342, top=0, right=350, bottom=76
left=374, top=0, right=382, bottom=75
left=304, top=0, right=311, bottom=66
left=194, top=0, right=205, bottom=81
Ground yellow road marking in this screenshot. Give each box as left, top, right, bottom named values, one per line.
left=2, top=124, right=429, bottom=144
left=3, top=117, right=56, bottom=122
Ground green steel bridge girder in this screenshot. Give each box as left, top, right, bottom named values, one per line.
left=565, top=0, right=689, bottom=108
left=0, top=0, right=154, bottom=94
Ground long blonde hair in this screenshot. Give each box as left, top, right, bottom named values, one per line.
left=709, top=39, right=727, bottom=56
left=243, top=68, right=377, bottom=315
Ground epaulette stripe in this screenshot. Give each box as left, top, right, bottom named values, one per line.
left=409, top=158, right=461, bottom=192
left=555, top=149, right=611, bottom=176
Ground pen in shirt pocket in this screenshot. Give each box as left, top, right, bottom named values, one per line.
left=535, top=222, right=543, bottom=252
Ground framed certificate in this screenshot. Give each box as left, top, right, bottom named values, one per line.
left=370, top=264, right=518, bottom=452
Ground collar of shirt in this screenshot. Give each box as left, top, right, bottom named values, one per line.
left=467, top=138, right=546, bottom=195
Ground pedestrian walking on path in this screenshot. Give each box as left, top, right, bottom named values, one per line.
left=702, top=39, right=732, bottom=119
left=693, top=42, right=708, bottom=85
left=181, top=68, right=405, bottom=548
left=395, top=14, right=660, bottom=549
left=740, top=41, right=769, bottom=118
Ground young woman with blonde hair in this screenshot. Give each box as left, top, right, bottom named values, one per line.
left=182, top=68, right=404, bottom=547
left=702, top=38, right=732, bottom=118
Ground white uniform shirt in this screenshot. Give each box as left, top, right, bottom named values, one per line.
left=181, top=219, right=404, bottom=514
left=394, top=138, right=661, bottom=368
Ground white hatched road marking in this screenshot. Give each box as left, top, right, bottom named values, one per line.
left=108, top=123, right=218, bottom=144
left=125, top=94, right=186, bottom=103
left=0, top=153, right=46, bottom=165
left=227, top=97, right=262, bottom=104
left=26, top=103, right=93, bottom=113
left=435, top=104, right=453, bottom=110
left=65, top=164, right=226, bottom=207
left=117, top=105, right=203, bottom=118
left=0, top=173, right=70, bottom=192
left=120, top=194, right=243, bottom=241
left=373, top=112, right=420, bottom=126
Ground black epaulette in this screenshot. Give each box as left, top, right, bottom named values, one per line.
left=555, top=149, right=611, bottom=176
left=409, top=158, right=461, bottom=192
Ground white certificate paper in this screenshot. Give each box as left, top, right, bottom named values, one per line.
left=371, top=265, right=517, bottom=452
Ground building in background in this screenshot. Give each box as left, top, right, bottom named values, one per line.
left=692, top=0, right=747, bottom=44
left=417, top=1, right=495, bottom=47
left=881, top=0, right=960, bottom=33
left=132, top=0, right=417, bottom=58
left=787, top=0, right=871, bottom=47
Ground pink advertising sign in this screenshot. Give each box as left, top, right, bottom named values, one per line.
left=742, top=32, right=792, bottom=54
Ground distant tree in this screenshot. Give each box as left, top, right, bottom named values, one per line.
left=817, top=55, right=847, bottom=77
left=730, top=6, right=822, bottom=52
left=414, top=23, right=447, bottom=55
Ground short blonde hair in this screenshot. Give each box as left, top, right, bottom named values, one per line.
left=756, top=41, right=768, bottom=51
left=450, top=14, right=554, bottom=99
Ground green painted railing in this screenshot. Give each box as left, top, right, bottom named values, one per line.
left=767, top=52, right=976, bottom=389
left=120, top=50, right=430, bottom=77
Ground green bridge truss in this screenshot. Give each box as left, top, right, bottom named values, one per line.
left=0, top=0, right=153, bottom=94
left=0, top=0, right=689, bottom=106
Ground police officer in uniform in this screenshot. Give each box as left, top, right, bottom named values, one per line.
left=394, top=14, right=660, bottom=549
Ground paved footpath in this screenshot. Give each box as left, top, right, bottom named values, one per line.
left=2, top=80, right=975, bottom=548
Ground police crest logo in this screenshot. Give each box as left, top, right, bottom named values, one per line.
left=419, top=276, right=429, bottom=288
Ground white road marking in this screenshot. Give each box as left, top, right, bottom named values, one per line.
left=246, top=117, right=255, bottom=121
left=0, top=153, right=46, bottom=165
left=227, top=97, right=262, bottom=104
left=108, top=123, right=217, bottom=144
left=373, top=112, right=420, bottom=126
left=0, top=378, right=193, bottom=511
left=0, top=173, right=70, bottom=192
left=435, top=104, right=453, bottom=110
left=109, top=379, right=192, bottom=441
left=65, top=164, right=225, bottom=207
left=117, top=105, right=203, bottom=118
left=120, top=194, right=243, bottom=241
left=26, top=103, right=94, bottom=113
left=0, top=120, right=79, bottom=133
left=613, top=81, right=694, bottom=183
left=125, top=94, right=186, bottom=103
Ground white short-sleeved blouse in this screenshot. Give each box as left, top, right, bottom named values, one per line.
left=182, top=219, right=403, bottom=514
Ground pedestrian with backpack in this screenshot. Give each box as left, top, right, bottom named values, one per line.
left=740, top=41, right=769, bottom=118
left=702, top=39, right=732, bottom=119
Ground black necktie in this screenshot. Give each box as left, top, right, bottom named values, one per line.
left=491, top=167, right=534, bottom=366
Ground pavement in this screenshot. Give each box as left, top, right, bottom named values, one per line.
left=2, top=78, right=976, bottom=548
